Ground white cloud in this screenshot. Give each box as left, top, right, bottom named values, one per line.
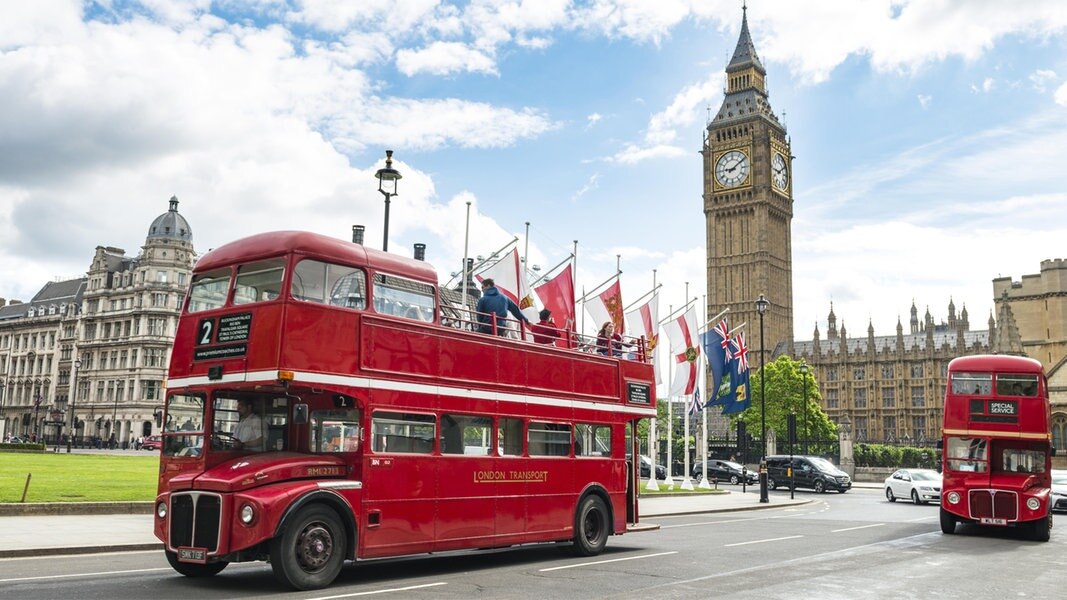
left=586, top=112, right=603, bottom=128
left=607, top=143, right=688, bottom=165
left=1055, top=81, right=1067, bottom=106
left=917, top=94, right=932, bottom=109
left=396, top=41, right=499, bottom=76
left=1029, top=69, right=1057, bottom=93
left=571, top=173, right=600, bottom=202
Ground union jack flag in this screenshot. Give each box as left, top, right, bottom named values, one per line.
left=712, top=320, right=732, bottom=361
left=731, top=332, right=749, bottom=372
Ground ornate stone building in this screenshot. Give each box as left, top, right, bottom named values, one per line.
left=788, top=300, right=1022, bottom=446
left=0, top=197, right=194, bottom=445
left=703, top=6, right=794, bottom=356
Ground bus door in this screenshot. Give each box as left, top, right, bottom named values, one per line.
left=493, top=415, right=528, bottom=542
left=435, top=412, right=497, bottom=550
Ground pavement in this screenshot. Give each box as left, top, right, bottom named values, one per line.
left=0, top=480, right=883, bottom=559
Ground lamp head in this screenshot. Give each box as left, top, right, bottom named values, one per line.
left=755, top=294, right=769, bottom=315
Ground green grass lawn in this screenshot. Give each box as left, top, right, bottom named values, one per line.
left=0, top=453, right=158, bottom=503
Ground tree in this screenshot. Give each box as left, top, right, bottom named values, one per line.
left=732, top=356, right=837, bottom=454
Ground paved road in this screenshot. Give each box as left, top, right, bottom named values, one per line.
left=1, top=487, right=1061, bottom=599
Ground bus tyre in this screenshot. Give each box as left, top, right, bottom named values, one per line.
left=270, top=505, right=346, bottom=590
left=1029, top=514, right=1051, bottom=542
left=165, top=551, right=228, bottom=577
left=939, top=507, right=957, bottom=535
left=572, top=495, right=609, bottom=556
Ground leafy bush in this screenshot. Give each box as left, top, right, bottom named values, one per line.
left=854, top=443, right=937, bottom=468
left=0, top=443, right=46, bottom=453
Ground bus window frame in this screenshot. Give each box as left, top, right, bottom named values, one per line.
left=233, top=258, right=286, bottom=306
left=186, top=267, right=233, bottom=314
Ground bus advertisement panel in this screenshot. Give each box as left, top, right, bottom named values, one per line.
left=940, top=354, right=1053, bottom=541
left=152, top=231, right=657, bottom=590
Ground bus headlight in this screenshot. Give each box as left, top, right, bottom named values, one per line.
left=947, top=492, right=961, bottom=504
left=240, top=503, right=256, bottom=524
left=1027, top=498, right=1040, bottom=511
left=156, top=502, right=168, bottom=518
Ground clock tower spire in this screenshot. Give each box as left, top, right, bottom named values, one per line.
left=703, top=6, right=794, bottom=356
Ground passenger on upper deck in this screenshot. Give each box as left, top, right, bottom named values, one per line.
left=475, top=278, right=530, bottom=336
left=596, top=321, right=631, bottom=357
left=531, top=309, right=561, bottom=345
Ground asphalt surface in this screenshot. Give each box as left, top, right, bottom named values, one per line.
left=0, top=480, right=883, bottom=558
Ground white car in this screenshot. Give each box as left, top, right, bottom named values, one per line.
left=1051, top=470, right=1067, bottom=513
left=884, top=468, right=941, bottom=504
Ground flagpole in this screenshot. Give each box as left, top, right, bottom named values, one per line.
left=623, top=283, right=663, bottom=312
left=461, top=200, right=471, bottom=309
left=658, top=297, right=700, bottom=326
left=576, top=271, right=620, bottom=303
left=529, top=253, right=574, bottom=287
left=697, top=307, right=731, bottom=333
left=446, top=236, right=519, bottom=287
left=665, top=304, right=675, bottom=490
left=699, top=294, right=712, bottom=489
left=646, top=267, right=661, bottom=491
left=523, top=222, right=530, bottom=269
left=681, top=282, right=694, bottom=491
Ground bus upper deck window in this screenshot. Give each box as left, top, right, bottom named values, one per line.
left=233, top=259, right=286, bottom=306
left=291, top=259, right=366, bottom=309
left=951, top=372, right=992, bottom=396
left=187, top=268, right=232, bottom=313
left=996, top=374, right=1039, bottom=397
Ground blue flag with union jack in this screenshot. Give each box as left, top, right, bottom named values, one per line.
left=721, top=332, right=751, bottom=415
left=701, top=318, right=732, bottom=407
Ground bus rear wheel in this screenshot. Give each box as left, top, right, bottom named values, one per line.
left=270, top=505, right=346, bottom=590
left=939, top=507, right=957, bottom=534
left=1029, top=514, right=1051, bottom=542
left=165, top=551, right=228, bottom=577
left=572, top=495, right=609, bottom=556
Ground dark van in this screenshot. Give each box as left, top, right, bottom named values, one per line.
left=766, top=455, right=851, bottom=493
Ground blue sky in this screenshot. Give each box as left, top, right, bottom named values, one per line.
left=2, top=0, right=1065, bottom=340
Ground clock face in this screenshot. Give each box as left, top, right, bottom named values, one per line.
left=772, top=152, right=788, bottom=190
left=715, top=150, right=749, bottom=188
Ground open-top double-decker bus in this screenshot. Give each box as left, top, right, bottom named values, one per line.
left=940, top=354, right=1054, bottom=541
left=153, top=231, right=657, bottom=590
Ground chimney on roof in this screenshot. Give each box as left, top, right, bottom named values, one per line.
left=413, top=243, right=426, bottom=261
left=0, top=298, right=5, bottom=307
left=351, top=225, right=365, bottom=245
left=9, top=299, right=22, bottom=305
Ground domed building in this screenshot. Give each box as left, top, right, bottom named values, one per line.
left=0, top=197, right=196, bottom=446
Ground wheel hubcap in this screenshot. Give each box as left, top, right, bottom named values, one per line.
left=295, top=522, right=334, bottom=572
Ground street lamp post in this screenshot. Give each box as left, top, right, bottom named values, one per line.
left=67, top=359, right=81, bottom=453
left=799, top=361, right=809, bottom=455
left=755, top=294, right=769, bottom=503
left=375, top=150, right=403, bottom=252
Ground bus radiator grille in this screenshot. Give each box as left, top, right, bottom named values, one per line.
left=968, top=489, right=1018, bottom=521
left=169, top=492, right=222, bottom=552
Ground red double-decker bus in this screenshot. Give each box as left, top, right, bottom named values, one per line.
left=940, top=354, right=1054, bottom=541
left=152, top=231, right=657, bottom=590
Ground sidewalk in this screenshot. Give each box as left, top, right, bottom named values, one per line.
left=0, top=483, right=882, bottom=559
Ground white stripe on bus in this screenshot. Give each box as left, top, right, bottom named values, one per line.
left=169, top=370, right=657, bottom=417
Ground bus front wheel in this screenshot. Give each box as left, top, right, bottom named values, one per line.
left=165, top=551, right=228, bottom=577
left=1029, top=514, right=1051, bottom=542
left=939, top=507, right=957, bottom=534
left=270, top=505, right=346, bottom=590
left=572, top=495, right=609, bottom=556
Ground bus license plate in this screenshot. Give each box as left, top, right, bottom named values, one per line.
left=980, top=518, right=1007, bottom=526
left=177, top=547, right=208, bottom=563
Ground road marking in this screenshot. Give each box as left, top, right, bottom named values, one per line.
left=0, top=567, right=171, bottom=583
left=539, top=551, right=678, bottom=572
left=724, top=535, right=802, bottom=547
left=306, top=582, right=447, bottom=599
left=908, top=516, right=937, bottom=522
left=831, top=523, right=885, bottom=533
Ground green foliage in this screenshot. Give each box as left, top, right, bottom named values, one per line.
left=0, top=453, right=158, bottom=503
left=853, top=443, right=938, bottom=468
left=733, top=356, right=838, bottom=446
left=0, top=443, right=46, bottom=452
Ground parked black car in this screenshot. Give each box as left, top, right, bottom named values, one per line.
left=691, top=459, right=757, bottom=484
left=636, top=455, right=668, bottom=479
left=765, top=455, right=851, bottom=493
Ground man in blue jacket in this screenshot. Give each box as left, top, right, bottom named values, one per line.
left=475, top=278, right=530, bottom=335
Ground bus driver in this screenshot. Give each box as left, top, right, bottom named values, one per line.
left=234, top=399, right=265, bottom=451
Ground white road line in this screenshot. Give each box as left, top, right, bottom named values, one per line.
left=724, top=535, right=802, bottom=547
left=0, top=567, right=171, bottom=583
left=908, top=516, right=937, bottom=522
left=831, top=523, right=885, bottom=533
left=307, top=582, right=447, bottom=599
left=539, top=551, right=678, bottom=572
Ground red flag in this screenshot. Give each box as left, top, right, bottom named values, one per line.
left=586, top=279, right=625, bottom=335
left=533, top=264, right=575, bottom=341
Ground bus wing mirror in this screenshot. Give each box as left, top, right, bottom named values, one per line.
left=936, top=440, right=943, bottom=450
left=1052, top=447, right=1057, bottom=457
left=293, top=403, right=309, bottom=425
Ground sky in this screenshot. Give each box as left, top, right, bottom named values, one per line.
left=2, top=0, right=1066, bottom=342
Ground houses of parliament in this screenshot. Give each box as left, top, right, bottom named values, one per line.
left=703, top=8, right=1067, bottom=452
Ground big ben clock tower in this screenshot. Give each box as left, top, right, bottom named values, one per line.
left=703, top=6, right=794, bottom=355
